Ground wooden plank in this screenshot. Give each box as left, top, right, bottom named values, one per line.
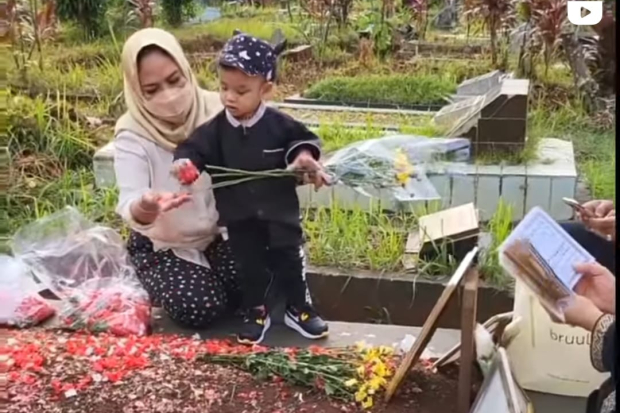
left=457, top=267, right=480, bottom=413
left=432, top=312, right=513, bottom=369
left=385, top=247, right=479, bottom=402
left=418, top=203, right=479, bottom=245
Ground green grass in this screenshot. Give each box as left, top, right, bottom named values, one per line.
left=530, top=100, right=616, bottom=200
left=304, top=74, right=457, bottom=107
left=313, top=121, right=443, bottom=153
left=478, top=199, right=513, bottom=289
left=173, top=16, right=300, bottom=45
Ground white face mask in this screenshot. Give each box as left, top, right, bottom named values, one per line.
left=144, top=83, right=193, bottom=125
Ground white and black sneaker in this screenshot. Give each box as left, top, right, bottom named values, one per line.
left=284, top=304, right=329, bottom=340
left=237, top=308, right=271, bottom=345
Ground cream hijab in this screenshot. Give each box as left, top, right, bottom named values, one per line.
left=115, top=28, right=222, bottom=151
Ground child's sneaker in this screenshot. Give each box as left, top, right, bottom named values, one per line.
left=284, top=304, right=329, bottom=339
left=237, top=308, right=271, bottom=345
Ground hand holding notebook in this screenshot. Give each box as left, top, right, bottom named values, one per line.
left=498, top=207, right=596, bottom=321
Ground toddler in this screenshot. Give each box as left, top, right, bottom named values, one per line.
left=172, top=33, right=329, bottom=345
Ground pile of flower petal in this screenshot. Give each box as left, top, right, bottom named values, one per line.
left=4, top=329, right=447, bottom=413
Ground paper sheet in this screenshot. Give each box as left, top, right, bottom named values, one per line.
left=499, top=207, right=595, bottom=290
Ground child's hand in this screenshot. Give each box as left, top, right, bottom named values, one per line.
left=171, top=159, right=200, bottom=185
left=287, top=150, right=330, bottom=190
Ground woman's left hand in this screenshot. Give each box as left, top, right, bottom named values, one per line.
left=563, top=295, right=604, bottom=331
left=288, top=150, right=330, bottom=190
left=574, top=262, right=616, bottom=314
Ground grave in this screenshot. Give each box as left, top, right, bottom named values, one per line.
left=445, top=76, right=530, bottom=155
left=93, top=73, right=576, bottom=221
left=93, top=139, right=577, bottom=222
left=455, top=70, right=504, bottom=97
left=297, top=138, right=577, bottom=221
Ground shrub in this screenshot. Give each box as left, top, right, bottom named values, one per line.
left=160, top=0, right=196, bottom=27
left=56, top=0, right=109, bottom=39
left=304, top=74, right=456, bottom=106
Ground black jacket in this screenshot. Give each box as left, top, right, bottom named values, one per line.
left=174, top=107, right=321, bottom=243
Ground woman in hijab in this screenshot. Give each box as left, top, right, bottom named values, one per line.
left=113, top=28, right=239, bottom=327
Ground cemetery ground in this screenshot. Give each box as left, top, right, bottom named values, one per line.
left=7, top=327, right=464, bottom=413
left=3, top=2, right=616, bottom=412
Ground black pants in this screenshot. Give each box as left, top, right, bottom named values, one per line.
left=226, top=220, right=310, bottom=310
left=127, top=231, right=241, bottom=328
left=560, top=222, right=615, bottom=275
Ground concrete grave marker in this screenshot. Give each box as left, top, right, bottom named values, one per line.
left=434, top=95, right=486, bottom=131
left=456, top=70, right=503, bottom=97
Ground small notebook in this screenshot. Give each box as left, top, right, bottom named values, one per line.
left=499, top=206, right=595, bottom=291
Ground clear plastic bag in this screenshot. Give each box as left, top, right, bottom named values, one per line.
left=0, top=255, right=56, bottom=327
left=58, top=278, right=151, bottom=336
left=11, top=207, right=151, bottom=336
left=323, top=134, right=471, bottom=202
left=12, top=206, right=136, bottom=298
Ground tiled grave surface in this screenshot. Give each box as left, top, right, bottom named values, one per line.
left=297, top=138, right=577, bottom=221
left=94, top=138, right=577, bottom=221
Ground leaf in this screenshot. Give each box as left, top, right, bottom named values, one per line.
left=324, top=381, right=336, bottom=396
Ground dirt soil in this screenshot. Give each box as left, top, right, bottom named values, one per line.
left=6, top=329, right=473, bottom=413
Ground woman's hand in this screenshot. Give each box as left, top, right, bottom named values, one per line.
left=580, top=199, right=615, bottom=219
left=579, top=200, right=615, bottom=241
left=288, top=150, right=331, bottom=191
left=563, top=295, right=604, bottom=331
left=574, top=262, right=616, bottom=314
left=130, top=191, right=192, bottom=225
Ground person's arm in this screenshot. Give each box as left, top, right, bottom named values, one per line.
left=114, top=132, right=158, bottom=228
left=283, top=117, right=322, bottom=166
left=174, top=122, right=218, bottom=170
left=591, top=315, right=616, bottom=381
left=172, top=120, right=227, bottom=187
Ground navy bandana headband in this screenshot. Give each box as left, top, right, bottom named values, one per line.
left=219, top=33, right=278, bottom=82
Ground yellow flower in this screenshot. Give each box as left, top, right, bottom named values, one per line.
left=357, top=365, right=365, bottom=377
left=355, top=341, right=369, bottom=352
left=362, top=397, right=374, bottom=409
left=378, top=346, right=394, bottom=356
left=372, top=361, right=387, bottom=377
left=344, top=378, right=358, bottom=388
left=368, top=375, right=387, bottom=391
left=394, top=148, right=414, bottom=186
left=355, top=384, right=368, bottom=402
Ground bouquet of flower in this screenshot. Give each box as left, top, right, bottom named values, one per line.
left=174, top=140, right=440, bottom=202
left=59, top=282, right=151, bottom=336
left=201, top=342, right=396, bottom=409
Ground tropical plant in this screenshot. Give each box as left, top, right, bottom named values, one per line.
left=160, top=0, right=196, bottom=27
left=521, top=0, right=567, bottom=77
left=106, top=0, right=154, bottom=38
left=56, top=0, right=109, bottom=39
left=8, top=0, right=56, bottom=77
left=403, top=0, right=429, bottom=39
left=464, top=0, right=517, bottom=66
left=129, top=0, right=154, bottom=27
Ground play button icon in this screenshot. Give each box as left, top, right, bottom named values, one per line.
left=567, top=1, right=603, bottom=25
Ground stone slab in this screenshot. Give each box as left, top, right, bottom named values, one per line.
left=456, top=70, right=503, bottom=96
